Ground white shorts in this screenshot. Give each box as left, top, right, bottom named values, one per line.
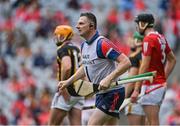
left=51, top=93, right=84, bottom=111
left=125, top=103, right=145, bottom=116
left=138, top=84, right=166, bottom=106
left=82, top=98, right=95, bottom=125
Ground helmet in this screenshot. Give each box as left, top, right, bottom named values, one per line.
left=54, top=25, right=74, bottom=46
left=134, top=13, right=154, bottom=27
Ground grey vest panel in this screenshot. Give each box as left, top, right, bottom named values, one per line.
left=81, top=36, right=117, bottom=84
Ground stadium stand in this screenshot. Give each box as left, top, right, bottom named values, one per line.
left=0, top=0, right=179, bottom=125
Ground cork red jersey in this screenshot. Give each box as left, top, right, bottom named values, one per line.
left=142, top=31, right=171, bottom=85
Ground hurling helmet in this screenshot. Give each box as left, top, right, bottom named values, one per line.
left=134, top=13, right=154, bottom=27
left=54, top=25, right=74, bottom=45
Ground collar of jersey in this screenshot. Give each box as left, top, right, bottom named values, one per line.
left=57, top=42, right=71, bottom=50
left=147, top=31, right=158, bottom=36
left=86, top=31, right=99, bottom=45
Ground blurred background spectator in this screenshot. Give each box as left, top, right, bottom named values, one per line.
left=0, top=0, right=179, bottom=125
left=0, top=57, right=8, bottom=80
left=0, top=108, right=8, bottom=125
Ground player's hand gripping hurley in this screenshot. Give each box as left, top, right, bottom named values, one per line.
left=73, top=71, right=156, bottom=97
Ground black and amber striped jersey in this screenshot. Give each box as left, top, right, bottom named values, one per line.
left=57, top=43, right=80, bottom=96
left=129, top=49, right=142, bottom=68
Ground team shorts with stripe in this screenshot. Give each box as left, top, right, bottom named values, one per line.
left=125, top=103, right=145, bottom=116
left=138, top=84, right=166, bottom=106
left=95, top=87, right=125, bottom=118
left=51, top=92, right=84, bottom=111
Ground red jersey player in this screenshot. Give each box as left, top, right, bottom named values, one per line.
left=131, top=13, right=176, bottom=125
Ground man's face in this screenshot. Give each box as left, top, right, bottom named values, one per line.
left=76, top=16, right=91, bottom=38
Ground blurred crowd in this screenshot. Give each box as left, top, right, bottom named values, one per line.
left=0, top=0, right=180, bottom=125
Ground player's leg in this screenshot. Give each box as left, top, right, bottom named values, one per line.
left=68, top=97, right=84, bottom=125
left=143, top=105, right=160, bottom=125
left=125, top=67, right=138, bottom=98
left=104, top=117, right=118, bottom=125
left=139, top=84, right=166, bottom=125
left=88, top=109, right=119, bottom=125
left=125, top=103, right=145, bottom=125
left=48, top=108, right=67, bottom=125
left=68, top=107, right=81, bottom=125
left=48, top=93, right=70, bottom=125
left=87, top=108, right=111, bottom=125
left=127, top=114, right=145, bottom=125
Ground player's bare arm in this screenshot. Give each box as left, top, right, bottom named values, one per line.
left=60, top=56, right=72, bottom=101
left=125, top=67, right=139, bottom=98
left=58, top=65, right=86, bottom=92
left=61, top=56, right=72, bottom=80
left=98, top=53, right=131, bottom=90
left=164, top=51, right=176, bottom=78
left=131, top=55, right=151, bottom=102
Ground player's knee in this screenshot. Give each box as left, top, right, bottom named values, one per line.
left=48, top=118, right=61, bottom=125
left=148, top=116, right=159, bottom=125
